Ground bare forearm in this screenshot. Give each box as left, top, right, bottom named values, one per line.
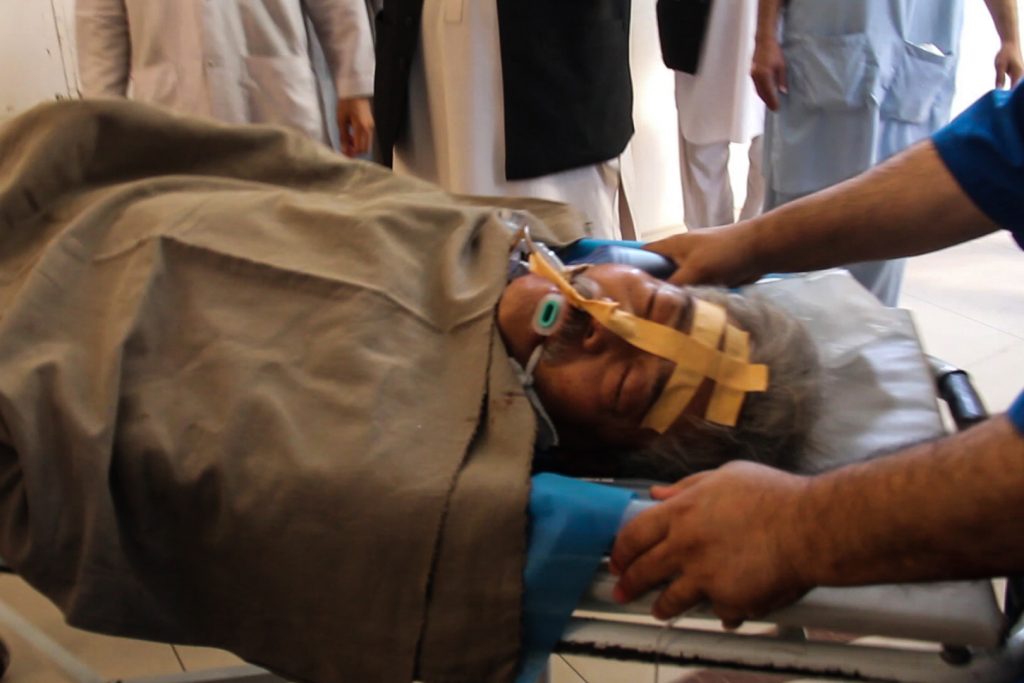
left=985, top=0, right=1020, bottom=44
left=738, top=141, right=999, bottom=275
left=755, top=0, right=783, bottom=43
left=799, top=416, right=1024, bottom=587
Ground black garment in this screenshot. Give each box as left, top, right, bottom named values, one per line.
left=373, top=0, right=634, bottom=180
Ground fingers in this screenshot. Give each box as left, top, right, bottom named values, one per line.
left=336, top=98, right=376, bottom=157
left=719, top=616, right=745, bottom=630
left=650, top=471, right=707, bottom=501
left=350, top=121, right=372, bottom=156
left=339, top=117, right=356, bottom=157
left=995, top=58, right=1008, bottom=89
left=1009, top=60, right=1024, bottom=88
left=614, top=539, right=677, bottom=605
left=643, top=238, right=693, bottom=286
left=652, top=576, right=705, bottom=621
left=643, top=236, right=675, bottom=258
left=652, top=251, right=705, bottom=287
left=609, top=505, right=669, bottom=579
left=776, top=62, right=789, bottom=96
left=751, top=71, right=779, bottom=111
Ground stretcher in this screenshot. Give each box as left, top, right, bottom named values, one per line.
left=529, top=263, right=1024, bottom=683
left=0, top=260, right=1019, bottom=683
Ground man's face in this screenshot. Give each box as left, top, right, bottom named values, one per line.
left=497, top=264, right=695, bottom=447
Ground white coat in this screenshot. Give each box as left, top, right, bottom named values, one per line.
left=674, top=0, right=763, bottom=145
left=76, top=0, right=375, bottom=144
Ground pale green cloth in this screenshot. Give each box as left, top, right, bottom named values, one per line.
left=0, top=99, right=583, bottom=682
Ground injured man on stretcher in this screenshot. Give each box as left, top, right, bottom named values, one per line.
left=0, top=100, right=821, bottom=683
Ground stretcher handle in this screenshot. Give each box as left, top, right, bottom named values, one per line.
left=928, top=357, right=989, bottom=431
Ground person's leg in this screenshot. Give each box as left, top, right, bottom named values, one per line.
left=738, top=134, right=766, bottom=221
left=845, top=258, right=907, bottom=307
left=678, top=137, right=734, bottom=229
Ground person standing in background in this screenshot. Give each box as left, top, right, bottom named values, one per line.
left=373, top=0, right=633, bottom=240
left=76, top=0, right=376, bottom=157
left=675, top=0, right=765, bottom=229
left=751, top=0, right=1022, bottom=306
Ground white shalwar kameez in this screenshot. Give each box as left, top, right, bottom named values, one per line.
left=76, top=0, right=375, bottom=146
left=393, top=0, right=623, bottom=239
left=674, top=0, right=765, bottom=229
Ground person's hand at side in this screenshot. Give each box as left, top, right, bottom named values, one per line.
left=645, top=223, right=765, bottom=287
left=994, top=40, right=1024, bottom=88
left=751, top=35, right=787, bottom=111
left=609, top=461, right=814, bottom=627
left=337, top=96, right=375, bottom=157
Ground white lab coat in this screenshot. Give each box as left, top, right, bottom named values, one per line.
left=76, top=0, right=375, bottom=144
left=393, top=0, right=622, bottom=239
left=674, top=0, right=763, bottom=146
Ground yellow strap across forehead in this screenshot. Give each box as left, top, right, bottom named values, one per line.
left=528, top=252, right=768, bottom=429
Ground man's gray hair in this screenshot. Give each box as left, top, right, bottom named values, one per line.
left=616, top=287, right=821, bottom=481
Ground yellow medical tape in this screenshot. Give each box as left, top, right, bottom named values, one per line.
left=527, top=252, right=768, bottom=429
left=642, top=299, right=724, bottom=432
left=705, top=323, right=752, bottom=427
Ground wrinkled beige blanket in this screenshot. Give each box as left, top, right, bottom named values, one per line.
left=0, top=100, right=584, bottom=682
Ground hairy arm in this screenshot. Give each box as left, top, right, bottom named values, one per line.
left=610, top=415, right=1024, bottom=624
left=802, top=416, right=1024, bottom=587
left=984, top=0, right=1024, bottom=88
left=648, top=140, right=999, bottom=286
left=75, top=0, right=130, bottom=97
left=751, top=0, right=786, bottom=110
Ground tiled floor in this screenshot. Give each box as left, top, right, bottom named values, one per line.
left=0, top=572, right=243, bottom=682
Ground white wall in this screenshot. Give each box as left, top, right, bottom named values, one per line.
left=0, top=0, right=77, bottom=121
left=953, top=0, right=1018, bottom=116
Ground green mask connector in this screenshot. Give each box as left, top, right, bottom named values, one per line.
left=532, top=293, right=566, bottom=336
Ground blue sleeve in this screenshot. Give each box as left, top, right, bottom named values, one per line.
left=517, top=474, right=634, bottom=683
left=1010, top=390, right=1024, bottom=436
left=932, top=86, right=1024, bottom=249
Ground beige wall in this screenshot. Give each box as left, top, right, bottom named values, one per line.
left=0, top=0, right=77, bottom=121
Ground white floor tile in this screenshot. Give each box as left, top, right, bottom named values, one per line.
left=173, top=643, right=245, bottom=672
left=960, top=340, right=1024, bottom=414
left=549, top=654, right=589, bottom=683
left=0, top=575, right=182, bottom=682
left=557, top=654, right=691, bottom=683
left=900, top=229, right=1023, bottom=414
left=901, top=231, right=1024, bottom=338
left=901, top=294, right=1020, bottom=370
left=557, top=654, right=828, bottom=683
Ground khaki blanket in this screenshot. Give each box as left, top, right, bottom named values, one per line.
left=0, top=100, right=584, bottom=682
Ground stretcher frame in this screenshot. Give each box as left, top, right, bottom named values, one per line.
left=553, top=359, right=1024, bottom=683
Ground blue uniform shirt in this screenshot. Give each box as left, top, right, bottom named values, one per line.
left=932, top=85, right=1024, bottom=433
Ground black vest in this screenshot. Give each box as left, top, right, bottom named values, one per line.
left=373, top=0, right=634, bottom=181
